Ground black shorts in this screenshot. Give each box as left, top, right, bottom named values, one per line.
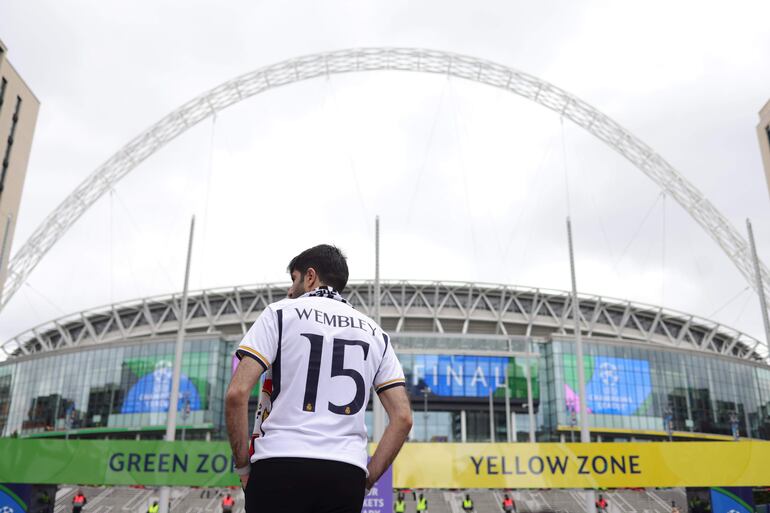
left=245, top=457, right=366, bottom=513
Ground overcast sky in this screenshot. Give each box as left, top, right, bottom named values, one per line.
left=1, top=0, right=769, bottom=351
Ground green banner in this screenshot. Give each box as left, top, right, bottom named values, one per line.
left=0, top=439, right=239, bottom=487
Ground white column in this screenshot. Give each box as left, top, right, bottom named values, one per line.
left=372, top=216, right=386, bottom=442
left=488, top=390, right=496, bottom=443
left=505, top=365, right=512, bottom=442
left=524, top=350, right=536, bottom=443
left=159, top=216, right=195, bottom=513
left=566, top=217, right=594, bottom=513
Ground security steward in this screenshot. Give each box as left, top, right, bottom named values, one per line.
left=502, top=494, right=516, bottom=513
left=394, top=493, right=406, bottom=513
left=462, top=494, right=474, bottom=512
left=222, top=494, right=235, bottom=513
left=416, top=494, right=428, bottom=513
left=71, top=491, right=87, bottom=513
left=147, top=501, right=159, bottom=513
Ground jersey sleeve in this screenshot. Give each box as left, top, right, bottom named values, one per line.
left=235, top=307, right=280, bottom=371
left=374, top=332, right=406, bottom=394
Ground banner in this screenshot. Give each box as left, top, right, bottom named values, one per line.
left=362, top=458, right=392, bottom=513
left=408, top=355, right=538, bottom=400
left=121, top=353, right=208, bottom=413
left=710, top=487, right=755, bottom=513
left=564, top=355, right=652, bottom=416
left=391, top=442, right=770, bottom=489
left=1, top=440, right=769, bottom=488
left=0, top=439, right=237, bottom=487
left=0, top=485, right=27, bottom=513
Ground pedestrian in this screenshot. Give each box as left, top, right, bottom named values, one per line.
left=595, top=494, right=608, bottom=513
left=71, top=490, right=86, bottom=513
left=147, top=501, right=158, bottom=513
left=462, top=493, right=474, bottom=512
left=226, top=245, right=413, bottom=513
left=394, top=492, right=405, bottom=513
left=671, top=501, right=680, bottom=513
left=416, top=494, right=428, bottom=513
left=502, top=494, right=516, bottom=513
left=221, top=494, right=234, bottom=513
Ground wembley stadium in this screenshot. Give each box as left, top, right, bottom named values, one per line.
left=2, top=279, right=769, bottom=443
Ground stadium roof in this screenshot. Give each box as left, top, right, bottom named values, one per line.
left=2, top=280, right=766, bottom=363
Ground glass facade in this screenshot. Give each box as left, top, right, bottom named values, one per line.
left=1, top=333, right=770, bottom=442
left=544, top=338, right=770, bottom=440
left=0, top=337, right=230, bottom=438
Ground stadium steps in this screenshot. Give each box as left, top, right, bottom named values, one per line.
left=55, top=487, right=243, bottom=513
left=55, top=486, right=686, bottom=513
left=55, top=486, right=113, bottom=513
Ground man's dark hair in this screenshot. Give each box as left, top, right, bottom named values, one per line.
left=288, top=244, right=349, bottom=292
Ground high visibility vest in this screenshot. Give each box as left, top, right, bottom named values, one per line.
left=504, top=498, right=514, bottom=508
left=222, top=497, right=234, bottom=507
left=463, top=499, right=473, bottom=509
left=148, top=504, right=159, bottom=513
left=417, top=498, right=428, bottom=511
left=73, top=496, right=85, bottom=505
left=395, top=500, right=406, bottom=513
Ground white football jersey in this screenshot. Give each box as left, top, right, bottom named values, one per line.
left=236, top=291, right=405, bottom=473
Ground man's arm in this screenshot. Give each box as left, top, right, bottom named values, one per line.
left=225, top=357, right=265, bottom=471
left=366, top=385, right=413, bottom=489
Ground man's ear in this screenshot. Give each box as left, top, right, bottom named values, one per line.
left=304, top=267, right=317, bottom=287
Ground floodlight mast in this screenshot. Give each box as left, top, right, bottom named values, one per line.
left=3, top=48, right=768, bottom=363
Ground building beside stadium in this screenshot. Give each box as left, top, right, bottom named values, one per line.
left=0, top=39, right=40, bottom=298
left=2, top=280, right=770, bottom=443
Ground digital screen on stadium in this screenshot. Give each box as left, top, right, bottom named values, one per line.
left=564, top=356, right=652, bottom=416
left=408, top=354, right=511, bottom=398
left=121, top=354, right=206, bottom=413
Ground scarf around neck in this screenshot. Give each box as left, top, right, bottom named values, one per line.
left=301, top=286, right=350, bottom=305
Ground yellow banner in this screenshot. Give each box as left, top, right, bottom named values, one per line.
left=391, top=442, right=770, bottom=488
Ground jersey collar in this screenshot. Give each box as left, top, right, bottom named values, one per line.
left=300, top=286, right=350, bottom=305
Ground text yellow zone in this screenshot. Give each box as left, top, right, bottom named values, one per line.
left=383, top=442, right=770, bottom=489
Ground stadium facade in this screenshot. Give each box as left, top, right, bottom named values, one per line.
left=2, top=281, right=770, bottom=443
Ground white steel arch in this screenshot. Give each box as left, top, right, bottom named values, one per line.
left=3, top=47, right=768, bottom=339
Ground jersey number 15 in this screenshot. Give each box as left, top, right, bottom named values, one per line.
left=300, top=333, right=370, bottom=416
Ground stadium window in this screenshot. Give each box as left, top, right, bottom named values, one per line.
left=0, top=77, right=6, bottom=112
left=0, top=95, right=22, bottom=198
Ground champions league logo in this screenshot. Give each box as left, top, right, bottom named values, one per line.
left=121, top=359, right=202, bottom=413
left=598, top=362, right=619, bottom=387
left=138, top=361, right=174, bottom=411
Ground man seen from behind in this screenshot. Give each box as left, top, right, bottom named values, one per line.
left=226, top=244, right=413, bottom=513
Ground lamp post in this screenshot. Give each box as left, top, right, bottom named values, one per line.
left=422, top=386, right=431, bottom=442
left=64, top=404, right=74, bottom=441
left=729, top=411, right=739, bottom=441
left=181, top=394, right=191, bottom=441
left=663, top=406, right=673, bottom=442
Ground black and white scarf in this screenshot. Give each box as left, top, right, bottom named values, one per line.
left=301, top=286, right=350, bottom=305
